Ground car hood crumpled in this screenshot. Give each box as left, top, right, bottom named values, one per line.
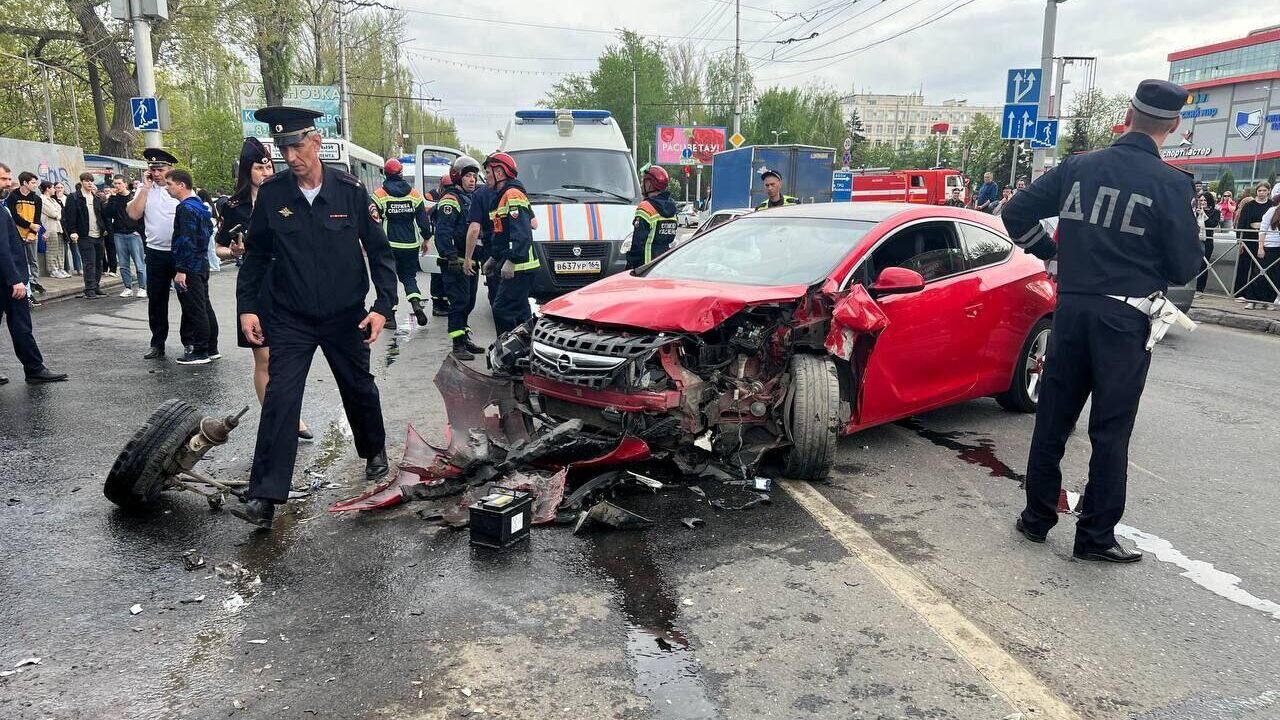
left=540, top=273, right=810, bottom=332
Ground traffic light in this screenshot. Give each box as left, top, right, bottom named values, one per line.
left=683, top=165, right=691, bottom=177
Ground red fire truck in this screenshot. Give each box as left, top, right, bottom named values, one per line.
left=849, top=168, right=967, bottom=205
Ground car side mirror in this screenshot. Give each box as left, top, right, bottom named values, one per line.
left=871, top=267, right=926, bottom=295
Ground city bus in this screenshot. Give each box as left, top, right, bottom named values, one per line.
left=259, top=137, right=385, bottom=189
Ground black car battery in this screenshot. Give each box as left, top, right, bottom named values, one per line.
left=469, top=488, right=533, bottom=548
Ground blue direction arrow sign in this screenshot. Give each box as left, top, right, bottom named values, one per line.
left=1001, top=103, right=1038, bottom=140
left=1005, top=68, right=1042, bottom=104
left=130, top=97, right=159, bottom=131
left=1029, top=119, right=1059, bottom=148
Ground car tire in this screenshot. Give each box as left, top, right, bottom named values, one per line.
left=103, top=399, right=203, bottom=510
left=997, top=317, right=1052, bottom=414
left=782, top=354, right=841, bottom=480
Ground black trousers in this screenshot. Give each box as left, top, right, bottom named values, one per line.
left=1196, top=237, right=1213, bottom=292
left=103, top=233, right=118, bottom=273
left=442, top=265, right=479, bottom=337
left=1260, top=248, right=1280, bottom=303
left=146, top=248, right=191, bottom=350
left=430, top=271, right=447, bottom=308
left=391, top=246, right=423, bottom=302
left=1020, top=294, right=1152, bottom=553
left=492, top=270, right=533, bottom=336
left=175, top=270, right=219, bottom=354
left=246, top=306, right=386, bottom=502
left=1234, top=241, right=1260, bottom=297
left=0, top=291, right=45, bottom=374
left=79, top=236, right=106, bottom=293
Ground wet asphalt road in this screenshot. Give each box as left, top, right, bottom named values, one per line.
left=1, top=267, right=1279, bottom=720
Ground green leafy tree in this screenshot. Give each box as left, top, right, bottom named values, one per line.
left=959, top=114, right=1006, bottom=181
left=1215, top=170, right=1235, bottom=199
left=1066, top=88, right=1129, bottom=150
left=1062, top=118, right=1090, bottom=156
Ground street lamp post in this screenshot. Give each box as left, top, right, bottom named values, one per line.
left=771, top=129, right=788, bottom=144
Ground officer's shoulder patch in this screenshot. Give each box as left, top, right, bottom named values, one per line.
left=440, top=203, right=454, bottom=215
left=369, top=203, right=382, bottom=223
left=223, top=195, right=243, bottom=209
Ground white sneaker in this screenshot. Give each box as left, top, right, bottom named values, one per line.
left=137, top=289, right=148, bottom=299
left=1233, top=297, right=1247, bottom=303
left=120, top=288, right=134, bottom=298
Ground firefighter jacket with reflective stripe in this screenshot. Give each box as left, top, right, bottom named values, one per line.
left=490, top=179, right=539, bottom=272
left=432, top=187, right=472, bottom=261
left=373, top=177, right=431, bottom=250
left=756, top=195, right=800, bottom=211
left=628, top=191, right=678, bottom=267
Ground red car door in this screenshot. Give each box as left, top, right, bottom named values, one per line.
left=849, top=220, right=987, bottom=428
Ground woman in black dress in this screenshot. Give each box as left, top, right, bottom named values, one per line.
left=216, top=137, right=312, bottom=439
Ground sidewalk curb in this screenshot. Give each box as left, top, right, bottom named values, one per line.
left=36, top=277, right=124, bottom=305
left=1189, top=307, right=1280, bottom=336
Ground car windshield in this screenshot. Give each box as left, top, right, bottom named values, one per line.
left=645, top=216, right=876, bottom=286
left=507, top=149, right=639, bottom=204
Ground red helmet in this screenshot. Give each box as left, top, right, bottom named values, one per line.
left=643, top=165, right=670, bottom=192
left=384, top=158, right=403, bottom=175
left=484, top=152, right=518, bottom=178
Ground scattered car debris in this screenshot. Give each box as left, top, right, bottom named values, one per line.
left=247, top=639, right=268, bottom=645
left=710, top=494, right=772, bottom=511
left=573, top=500, right=653, bottom=534
left=182, top=553, right=206, bottom=571
left=215, top=561, right=247, bottom=581
left=460, top=687, right=473, bottom=698
left=681, top=517, right=704, bottom=529
left=223, top=594, right=247, bottom=613
left=628, top=471, right=663, bottom=489
left=688, top=486, right=707, bottom=499
left=13, top=657, right=41, bottom=668
left=129, top=604, right=143, bottom=615
left=0, top=670, right=18, bottom=678
left=179, top=595, right=206, bottom=604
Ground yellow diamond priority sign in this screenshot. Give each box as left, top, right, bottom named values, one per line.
left=729, top=132, right=745, bottom=148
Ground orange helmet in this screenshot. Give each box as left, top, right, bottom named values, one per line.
left=643, top=165, right=670, bottom=192
left=484, top=152, right=518, bottom=178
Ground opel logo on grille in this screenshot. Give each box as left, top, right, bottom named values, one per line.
left=555, top=353, right=573, bottom=373
left=572, top=245, right=583, bottom=257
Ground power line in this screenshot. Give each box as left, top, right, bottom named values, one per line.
left=411, top=54, right=576, bottom=77
left=405, top=47, right=597, bottom=62
left=761, top=0, right=933, bottom=63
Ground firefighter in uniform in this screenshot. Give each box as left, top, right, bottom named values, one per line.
left=1002, top=80, right=1202, bottom=563
left=433, top=157, right=487, bottom=359
left=372, top=158, right=432, bottom=326
left=484, top=152, right=539, bottom=335
left=464, top=166, right=499, bottom=310
left=626, top=166, right=679, bottom=270
left=423, top=177, right=452, bottom=317
left=757, top=169, right=800, bottom=210
left=232, top=106, right=398, bottom=530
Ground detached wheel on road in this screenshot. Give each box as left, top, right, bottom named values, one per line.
left=103, top=399, right=203, bottom=510
left=997, top=317, right=1053, bottom=414
left=782, top=354, right=841, bottom=480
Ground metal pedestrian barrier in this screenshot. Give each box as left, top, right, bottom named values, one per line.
left=1192, top=231, right=1280, bottom=306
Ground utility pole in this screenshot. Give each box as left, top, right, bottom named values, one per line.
left=731, top=0, right=741, bottom=138
left=338, top=0, right=352, bottom=140
left=129, top=0, right=162, bottom=147
left=1030, top=0, right=1065, bottom=179
left=36, top=62, right=54, bottom=144
left=66, top=73, right=82, bottom=148
left=632, top=64, right=638, bottom=172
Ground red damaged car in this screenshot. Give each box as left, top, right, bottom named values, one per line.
left=511, top=202, right=1056, bottom=480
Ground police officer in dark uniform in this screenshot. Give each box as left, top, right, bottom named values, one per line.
left=433, top=156, right=486, bottom=359
left=232, top=106, right=398, bottom=529
left=1002, top=80, right=1203, bottom=563
left=483, top=152, right=539, bottom=335
left=756, top=169, right=800, bottom=210
left=627, top=165, right=679, bottom=269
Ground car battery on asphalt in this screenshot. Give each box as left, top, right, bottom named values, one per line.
left=469, top=488, right=533, bottom=548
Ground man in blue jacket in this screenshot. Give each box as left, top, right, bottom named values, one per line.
left=0, top=162, right=67, bottom=385
left=166, top=168, right=219, bottom=366
left=975, top=171, right=1000, bottom=213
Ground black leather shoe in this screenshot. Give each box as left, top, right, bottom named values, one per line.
left=1073, top=544, right=1142, bottom=563
left=0, top=375, right=9, bottom=385
left=230, top=498, right=275, bottom=529
left=410, top=298, right=430, bottom=326
left=143, top=346, right=164, bottom=360
left=431, top=300, right=450, bottom=317
left=462, top=334, right=485, bottom=354
left=1016, top=518, right=1047, bottom=543
left=365, top=450, right=390, bottom=481
left=25, top=367, right=68, bottom=384
left=297, top=426, right=314, bottom=441
left=93, top=289, right=106, bottom=297
left=451, top=338, right=475, bottom=361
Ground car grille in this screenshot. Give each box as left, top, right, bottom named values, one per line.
left=530, top=318, right=669, bottom=389
left=539, top=242, right=612, bottom=288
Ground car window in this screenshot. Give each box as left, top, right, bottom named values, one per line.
left=958, top=222, right=1014, bottom=269
left=867, top=221, right=966, bottom=283
left=646, top=216, right=875, bottom=287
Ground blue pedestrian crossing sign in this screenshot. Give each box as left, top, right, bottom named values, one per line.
left=1001, top=103, right=1039, bottom=140
left=1005, top=68, right=1042, bottom=104
left=131, top=97, right=159, bottom=131
left=1029, top=119, right=1059, bottom=148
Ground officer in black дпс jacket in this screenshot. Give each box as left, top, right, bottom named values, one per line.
left=231, top=106, right=398, bottom=530
left=1001, top=79, right=1202, bottom=564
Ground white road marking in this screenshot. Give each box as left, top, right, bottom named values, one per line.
left=780, top=480, right=1083, bottom=720
left=1114, top=524, right=1280, bottom=621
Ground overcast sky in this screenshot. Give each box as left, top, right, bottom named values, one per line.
left=397, top=0, right=1268, bottom=152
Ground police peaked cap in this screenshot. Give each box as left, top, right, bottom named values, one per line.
left=760, top=168, right=782, bottom=181
left=239, top=136, right=271, bottom=167
left=143, top=147, right=178, bottom=166
left=1131, top=79, right=1190, bottom=120
left=254, top=106, right=323, bottom=147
